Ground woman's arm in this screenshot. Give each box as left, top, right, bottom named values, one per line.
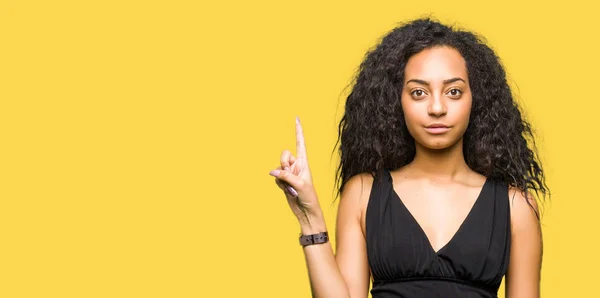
left=505, top=187, right=543, bottom=298
left=270, top=118, right=370, bottom=298
left=296, top=173, right=371, bottom=298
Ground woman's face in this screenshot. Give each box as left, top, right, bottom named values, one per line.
left=401, top=46, right=473, bottom=150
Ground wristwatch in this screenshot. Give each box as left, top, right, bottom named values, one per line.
left=299, top=231, right=329, bottom=247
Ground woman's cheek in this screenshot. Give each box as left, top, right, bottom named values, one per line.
left=403, top=113, right=419, bottom=135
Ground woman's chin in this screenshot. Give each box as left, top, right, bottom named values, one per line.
left=416, top=137, right=462, bottom=151
left=425, top=144, right=452, bottom=151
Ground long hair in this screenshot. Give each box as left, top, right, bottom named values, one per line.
left=332, top=17, right=549, bottom=215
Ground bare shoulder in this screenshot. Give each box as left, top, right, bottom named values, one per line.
left=338, top=172, right=375, bottom=236
left=507, top=185, right=540, bottom=225
left=341, top=172, right=375, bottom=203
left=506, top=185, right=542, bottom=252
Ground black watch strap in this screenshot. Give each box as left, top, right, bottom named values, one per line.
left=299, top=231, right=329, bottom=247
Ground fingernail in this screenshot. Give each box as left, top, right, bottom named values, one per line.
left=296, top=116, right=300, bottom=124
left=269, top=169, right=281, bottom=177
left=284, top=166, right=290, bottom=171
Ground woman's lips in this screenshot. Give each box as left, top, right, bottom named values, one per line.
left=424, top=126, right=450, bottom=134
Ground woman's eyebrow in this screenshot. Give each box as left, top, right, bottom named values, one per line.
left=405, top=77, right=466, bottom=86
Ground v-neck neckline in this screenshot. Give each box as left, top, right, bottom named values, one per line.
left=387, top=169, right=490, bottom=255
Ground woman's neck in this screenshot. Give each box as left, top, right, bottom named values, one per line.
left=406, top=139, right=471, bottom=180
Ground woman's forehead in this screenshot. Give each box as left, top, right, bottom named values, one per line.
left=404, top=46, right=468, bottom=84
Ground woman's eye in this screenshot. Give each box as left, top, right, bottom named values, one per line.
left=448, top=88, right=462, bottom=97
left=411, top=90, right=425, bottom=97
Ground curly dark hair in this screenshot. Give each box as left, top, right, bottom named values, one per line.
left=332, top=17, right=549, bottom=216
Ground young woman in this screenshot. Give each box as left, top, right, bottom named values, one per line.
left=268, top=17, right=548, bottom=298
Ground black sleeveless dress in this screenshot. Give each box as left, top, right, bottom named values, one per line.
left=366, top=168, right=511, bottom=298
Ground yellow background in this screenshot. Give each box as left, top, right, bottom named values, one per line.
left=1, top=0, right=597, bottom=297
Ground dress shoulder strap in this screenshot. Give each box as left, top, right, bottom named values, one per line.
left=366, top=168, right=394, bottom=219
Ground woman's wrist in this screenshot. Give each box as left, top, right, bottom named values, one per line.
left=298, top=209, right=327, bottom=235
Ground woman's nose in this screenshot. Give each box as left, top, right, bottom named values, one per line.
left=427, top=94, right=447, bottom=117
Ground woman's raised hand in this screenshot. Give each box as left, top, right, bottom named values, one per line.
left=269, top=117, right=321, bottom=222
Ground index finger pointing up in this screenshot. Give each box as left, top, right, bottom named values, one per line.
left=296, top=116, right=307, bottom=159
